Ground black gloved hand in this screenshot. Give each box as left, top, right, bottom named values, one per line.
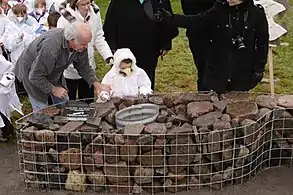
left=155, top=8, right=173, bottom=24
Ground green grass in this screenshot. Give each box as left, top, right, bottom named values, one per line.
left=15, top=0, right=293, bottom=118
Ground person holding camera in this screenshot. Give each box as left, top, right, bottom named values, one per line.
left=158, top=0, right=269, bottom=94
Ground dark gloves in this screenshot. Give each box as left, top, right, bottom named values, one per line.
left=105, top=57, right=114, bottom=67
left=251, top=72, right=264, bottom=88
left=155, top=8, right=174, bottom=24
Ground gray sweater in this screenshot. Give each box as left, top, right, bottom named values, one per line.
left=14, top=28, right=98, bottom=103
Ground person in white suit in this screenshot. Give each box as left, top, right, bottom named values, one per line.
left=0, top=55, right=23, bottom=141
left=0, top=8, right=10, bottom=55
left=57, top=0, right=113, bottom=103
left=101, top=48, right=153, bottom=99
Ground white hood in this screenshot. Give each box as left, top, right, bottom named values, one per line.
left=112, top=48, right=138, bottom=74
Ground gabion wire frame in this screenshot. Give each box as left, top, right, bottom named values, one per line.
left=15, top=92, right=293, bottom=194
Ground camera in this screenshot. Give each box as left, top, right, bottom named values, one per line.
left=232, top=35, right=246, bottom=50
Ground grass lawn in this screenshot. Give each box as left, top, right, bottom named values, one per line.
left=16, top=0, right=293, bottom=117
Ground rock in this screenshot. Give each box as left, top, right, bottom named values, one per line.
left=155, top=167, right=169, bottom=175
left=193, top=112, right=222, bottom=128
left=240, top=119, right=261, bottom=145
left=109, top=182, right=134, bottom=194
left=124, top=124, right=145, bottom=135
left=142, top=179, right=163, bottom=193
left=278, top=95, right=293, bottom=108
left=105, top=108, right=117, bottom=126
left=165, top=122, right=173, bottom=129
left=53, top=116, right=68, bottom=125
left=213, top=119, right=232, bottom=130
left=154, top=136, right=165, bottom=150
left=168, top=136, right=197, bottom=173
left=137, top=134, right=155, bottom=145
left=134, top=167, right=154, bottom=184
left=120, top=139, right=138, bottom=162
left=168, top=170, right=186, bottom=181
left=144, top=123, right=167, bottom=134
left=86, top=116, right=102, bottom=128
left=132, top=183, right=144, bottom=194
left=223, top=166, right=233, bottom=180
left=48, top=123, right=60, bottom=131
left=174, top=104, right=187, bottom=116
left=59, top=148, right=82, bottom=170
left=255, top=95, right=277, bottom=109
left=173, top=114, right=190, bottom=124
left=58, top=121, right=84, bottom=135
left=211, top=94, right=220, bottom=103
left=211, top=174, right=223, bottom=190
left=92, top=102, right=116, bottom=118
left=221, top=92, right=250, bottom=102
left=213, top=100, right=229, bottom=112
left=254, top=108, right=272, bottom=122
left=273, top=109, right=293, bottom=119
left=87, top=170, right=105, bottom=185
left=166, top=178, right=187, bottom=193
left=207, top=130, right=221, bottom=153
left=48, top=148, right=58, bottom=162
left=34, top=130, right=55, bottom=145
left=222, top=145, right=234, bottom=161
left=104, top=161, right=130, bottom=184
left=100, top=121, right=114, bottom=132
left=191, top=158, right=211, bottom=182
left=163, top=94, right=174, bottom=108
left=157, top=110, right=168, bottom=123
left=222, top=130, right=234, bottom=147
left=114, top=134, right=125, bottom=145
left=21, top=126, right=37, bottom=140
left=118, top=102, right=128, bottom=110
left=94, top=149, right=104, bottom=167
left=108, top=97, right=122, bottom=108
left=28, top=113, right=54, bottom=129
left=226, top=101, right=258, bottom=120
left=122, top=96, right=139, bottom=106
left=65, top=170, right=87, bottom=192
left=231, top=118, right=240, bottom=128
left=174, top=92, right=212, bottom=105
left=221, top=114, right=231, bottom=122
left=104, top=144, right=119, bottom=164
left=167, top=126, right=193, bottom=139
left=139, top=150, right=164, bottom=166
left=188, top=176, right=200, bottom=191
left=187, top=101, right=214, bottom=118
left=149, top=95, right=164, bottom=105
left=38, top=106, right=60, bottom=117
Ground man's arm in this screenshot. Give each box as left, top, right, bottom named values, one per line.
left=73, top=49, right=99, bottom=86
left=28, top=45, right=56, bottom=94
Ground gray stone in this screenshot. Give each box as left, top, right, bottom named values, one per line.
left=48, top=148, right=58, bottom=162
left=104, top=144, right=119, bottom=164
left=58, top=121, right=84, bottom=135
left=21, top=126, right=37, bottom=140
left=167, top=126, right=193, bottom=139
left=132, top=183, right=144, bottom=194
left=191, top=158, right=211, bottom=182
left=174, top=104, right=187, bottom=115
left=65, top=170, right=87, bottom=192
left=231, top=118, right=240, bottom=128
left=207, top=130, right=221, bottom=153
left=226, top=101, right=258, bottom=120
left=138, top=150, right=164, bottom=166
left=114, top=134, right=125, bottom=145
left=92, top=102, right=116, bottom=118
left=157, top=110, right=168, bottom=123
left=240, top=119, right=261, bottom=145
left=221, top=92, right=250, bottom=102
left=118, top=102, right=127, bottom=110
left=104, top=161, right=130, bottom=184
left=223, top=166, right=233, bottom=180
left=86, top=116, right=102, bottom=128
left=173, top=114, right=190, bottom=124
left=35, top=130, right=55, bottom=146
left=149, top=96, right=164, bottom=105
left=108, top=97, right=122, bottom=108
left=168, top=170, right=186, bottom=181
left=124, top=124, right=145, bottom=135
left=213, top=119, right=232, bottom=130
left=187, top=101, right=214, bottom=118
left=48, top=123, right=60, bottom=131
left=163, top=94, right=174, bottom=108
left=188, top=176, right=200, bottom=191
left=213, top=100, right=229, bottom=112
left=120, top=139, right=138, bottom=162
left=278, top=95, right=293, bottom=108
left=155, top=167, right=169, bottom=175
left=59, top=148, right=82, bottom=170
left=174, top=92, right=212, bottom=105
left=105, top=109, right=117, bottom=126
left=193, top=112, right=222, bottom=128
left=100, top=121, right=114, bottom=132
left=222, top=145, right=234, bottom=161
left=28, top=113, right=54, bottom=129
left=54, top=116, right=68, bottom=125
left=137, top=134, right=155, bottom=145
left=144, top=123, right=167, bottom=134
left=87, top=170, right=106, bottom=185
left=235, top=145, right=250, bottom=168
left=221, top=114, right=231, bottom=122
left=134, top=167, right=154, bottom=184
left=254, top=108, right=272, bottom=122
left=211, top=174, right=223, bottom=190
left=122, top=96, right=139, bottom=106
left=255, top=95, right=277, bottom=109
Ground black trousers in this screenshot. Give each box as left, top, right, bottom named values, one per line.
left=0, top=112, right=14, bottom=139
left=187, top=35, right=208, bottom=92
left=66, top=78, right=94, bottom=104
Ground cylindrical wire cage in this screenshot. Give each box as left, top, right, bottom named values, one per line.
left=15, top=92, right=293, bottom=194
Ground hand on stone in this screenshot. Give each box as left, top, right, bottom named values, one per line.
left=52, top=86, right=68, bottom=99
left=93, top=82, right=111, bottom=95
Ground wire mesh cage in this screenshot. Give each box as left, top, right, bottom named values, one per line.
left=15, top=92, right=293, bottom=194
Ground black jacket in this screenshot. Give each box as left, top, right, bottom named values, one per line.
left=103, top=0, right=179, bottom=54
left=181, top=0, right=215, bottom=15
left=171, top=0, right=269, bottom=94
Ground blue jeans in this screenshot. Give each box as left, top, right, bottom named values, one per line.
left=28, top=94, right=69, bottom=112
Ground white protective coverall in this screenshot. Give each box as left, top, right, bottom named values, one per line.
left=0, top=55, right=23, bottom=128
left=101, top=48, right=153, bottom=98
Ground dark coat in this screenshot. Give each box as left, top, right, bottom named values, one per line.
left=103, top=0, right=179, bottom=88
left=171, top=0, right=269, bottom=94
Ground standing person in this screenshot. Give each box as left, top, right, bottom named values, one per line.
left=103, top=0, right=179, bottom=90
left=14, top=22, right=111, bottom=111
left=28, top=0, right=49, bottom=26
left=0, top=7, right=10, bottom=56
left=157, top=0, right=269, bottom=94
left=57, top=0, right=113, bottom=103
left=47, top=11, right=60, bottom=29
left=180, top=0, right=215, bottom=91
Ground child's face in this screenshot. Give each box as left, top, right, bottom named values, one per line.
left=15, top=13, right=26, bottom=22
left=119, top=62, right=132, bottom=69
left=36, top=4, right=45, bottom=14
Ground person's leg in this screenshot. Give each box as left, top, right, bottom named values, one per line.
left=77, top=78, right=94, bottom=104
left=28, top=94, right=48, bottom=112
left=0, top=112, right=14, bottom=140
left=65, top=78, right=78, bottom=100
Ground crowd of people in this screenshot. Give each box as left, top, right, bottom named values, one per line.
left=0, top=0, right=269, bottom=140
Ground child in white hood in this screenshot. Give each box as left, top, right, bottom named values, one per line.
left=101, top=48, right=153, bottom=98
left=0, top=55, right=23, bottom=141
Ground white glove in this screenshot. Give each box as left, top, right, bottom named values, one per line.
left=139, top=86, right=152, bottom=96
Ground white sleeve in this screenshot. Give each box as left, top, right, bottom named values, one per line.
left=57, top=16, right=69, bottom=28
left=137, top=69, right=153, bottom=94
left=2, top=24, right=23, bottom=52
left=93, top=12, right=113, bottom=61
left=0, top=55, right=13, bottom=74
left=101, top=72, right=114, bottom=87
